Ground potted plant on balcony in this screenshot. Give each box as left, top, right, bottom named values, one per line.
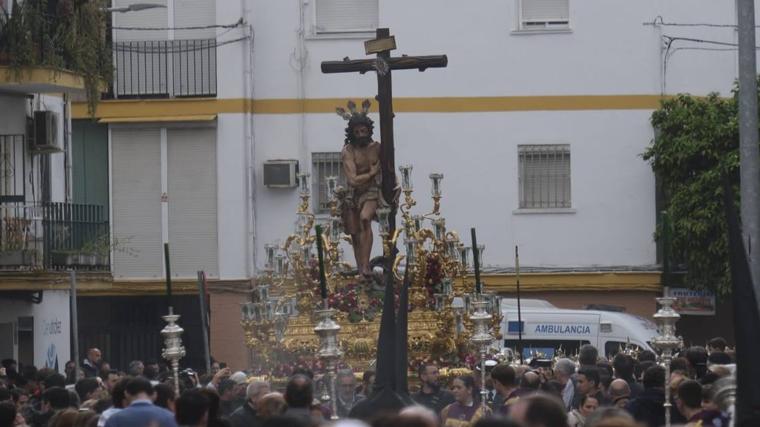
left=52, top=234, right=134, bottom=269
left=0, top=217, right=35, bottom=267
left=0, top=0, right=111, bottom=114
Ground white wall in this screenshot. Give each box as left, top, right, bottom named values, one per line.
left=216, top=114, right=250, bottom=279
left=252, top=108, right=657, bottom=269
left=33, top=291, right=71, bottom=373
left=109, top=0, right=748, bottom=274
left=0, top=291, right=71, bottom=374
left=248, top=0, right=746, bottom=99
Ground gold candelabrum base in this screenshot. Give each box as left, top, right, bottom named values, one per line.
left=242, top=278, right=504, bottom=377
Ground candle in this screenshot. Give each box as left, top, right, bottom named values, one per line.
left=433, top=218, right=446, bottom=240
left=460, top=246, right=471, bottom=269
left=265, top=244, right=276, bottom=270
left=447, top=238, right=459, bottom=260
left=275, top=254, right=284, bottom=275
left=399, top=165, right=413, bottom=191
left=325, top=176, right=338, bottom=200
left=406, top=239, right=417, bottom=265
left=471, top=228, right=481, bottom=294
left=377, top=207, right=391, bottom=234
left=298, top=172, right=310, bottom=196
left=315, top=225, right=328, bottom=300
left=429, top=173, right=443, bottom=197
left=330, top=218, right=342, bottom=241
left=413, top=215, right=423, bottom=232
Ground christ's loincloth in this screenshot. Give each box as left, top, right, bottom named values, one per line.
left=341, top=174, right=387, bottom=234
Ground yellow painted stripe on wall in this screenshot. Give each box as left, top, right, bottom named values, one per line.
left=0, top=66, right=86, bottom=91
left=462, top=271, right=663, bottom=293
left=72, top=95, right=667, bottom=119
left=0, top=271, right=661, bottom=294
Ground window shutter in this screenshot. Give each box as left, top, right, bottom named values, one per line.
left=521, top=0, right=569, bottom=25
left=316, top=0, right=378, bottom=33
left=113, top=0, right=168, bottom=41
left=174, top=0, right=216, bottom=39
left=112, top=128, right=163, bottom=278
left=167, top=128, right=218, bottom=278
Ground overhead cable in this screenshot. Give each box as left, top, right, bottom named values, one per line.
left=112, top=18, right=244, bottom=31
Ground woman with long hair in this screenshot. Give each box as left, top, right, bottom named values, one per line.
left=440, top=375, right=491, bottom=427
left=567, top=394, right=599, bottom=427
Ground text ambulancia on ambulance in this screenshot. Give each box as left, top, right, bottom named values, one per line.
left=499, top=299, right=657, bottom=357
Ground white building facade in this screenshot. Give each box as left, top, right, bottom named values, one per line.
left=61, top=0, right=748, bottom=367
left=79, top=0, right=747, bottom=279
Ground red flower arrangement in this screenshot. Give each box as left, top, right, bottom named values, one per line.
left=326, top=282, right=384, bottom=323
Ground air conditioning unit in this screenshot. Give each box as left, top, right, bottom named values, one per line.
left=263, top=160, right=298, bottom=188
left=30, top=111, right=62, bottom=153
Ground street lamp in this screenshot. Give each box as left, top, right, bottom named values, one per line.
left=651, top=297, right=683, bottom=427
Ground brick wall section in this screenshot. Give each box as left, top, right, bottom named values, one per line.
left=209, top=292, right=249, bottom=371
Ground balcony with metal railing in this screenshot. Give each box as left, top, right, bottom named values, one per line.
left=110, top=39, right=217, bottom=98
left=0, top=202, right=111, bottom=271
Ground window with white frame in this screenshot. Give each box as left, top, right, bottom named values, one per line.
left=518, top=0, right=570, bottom=30
left=518, top=144, right=571, bottom=209
left=315, top=0, right=378, bottom=34
left=312, top=152, right=346, bottom=214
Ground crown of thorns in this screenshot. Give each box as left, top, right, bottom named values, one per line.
left=336, top=99, right=373, bottom=125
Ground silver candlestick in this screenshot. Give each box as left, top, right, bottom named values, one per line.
left=161, top=307, right=186, bottom=394
left=651, top=297, right=682, bottom=427
left=469, top=296, right=494, bottom=408
left=314, top=307, right=343, bottom=420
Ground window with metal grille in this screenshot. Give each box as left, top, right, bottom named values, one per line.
left=0, top=135, right=25, bottom=204
left=519, top=0, right=570, bottom=30
left=518, top=144, right=571, bottom=209
left=315, top=0, right=378, bottom=34
left=312, top=152, right=345, bottom=214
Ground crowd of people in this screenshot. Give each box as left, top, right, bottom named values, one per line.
left=0, top=337, right=735, bottom=427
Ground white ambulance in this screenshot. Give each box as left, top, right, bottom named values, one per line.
left=499, top=299, right=658, bottom=359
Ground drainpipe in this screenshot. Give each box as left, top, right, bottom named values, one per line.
left=241, top=0, right=257, bottom=278
left=63, top=93, right=72, bottom=202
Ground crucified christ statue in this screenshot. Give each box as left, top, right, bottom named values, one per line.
left=323, top=28, right=447, bottom=276
left=337, top=100, right=382, bottom=278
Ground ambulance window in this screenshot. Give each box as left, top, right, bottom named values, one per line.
left=505, top=340, right=591, bottom=358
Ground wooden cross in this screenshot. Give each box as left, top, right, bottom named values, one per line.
left=321, top=28, right=447, bottom=242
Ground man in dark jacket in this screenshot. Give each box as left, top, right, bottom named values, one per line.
left=228, top=380, right=269, bottom=427
left=30, top=387, right=69, bottom=427
left=104, top=377, right=177, bottom=427
left=82, top=348, right=102, bottom=378
left=612, top=353, right=644, bottom=398
left=626, top=365, right=666, bottom=427
left=411, top=364, right=454, bottom=415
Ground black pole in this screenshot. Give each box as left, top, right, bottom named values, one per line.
left=315, top=225, right=328, bottom=302
left=661, top=210, right=671, bottom=286
left=70, top=270, right=80, bottom=380
left=471, top=228, right=481, bottom=294
left=515, top=245, right=523, bottom=364
left=164, top=243, right=173, bottom=312
left=197, top=271, right=211, bottom=374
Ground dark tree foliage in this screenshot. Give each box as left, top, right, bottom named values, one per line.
left=643, top=90, right=752, bottom=296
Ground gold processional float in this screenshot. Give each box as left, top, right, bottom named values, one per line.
left=240, top=165, right=503, bottom=381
